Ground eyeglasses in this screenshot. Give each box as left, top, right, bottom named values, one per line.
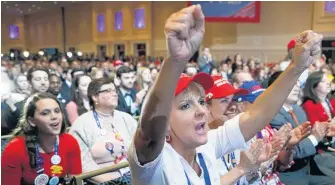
left=97, top=88, right=115, bottom=94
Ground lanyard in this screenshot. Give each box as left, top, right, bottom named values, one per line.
left=35, top=136, right=59, bottom=174
left=93, top=110, right=103, bottom=129
left=221, top=153, right=240, bottom=185
left=325, top=99, right=334, bottom=118
left=93, top=111, right=121, bottom=136
left=184, top=153, right=212, bottom=185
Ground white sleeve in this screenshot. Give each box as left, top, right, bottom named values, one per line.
left=208, top=113, right=251, bottom=159
left=127, top=140, right=164, bottom=184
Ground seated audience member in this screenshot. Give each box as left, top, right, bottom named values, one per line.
left=269, top=71, right=334, bottom=185
left=59, top=69, right=73, bottom=104
left=233, top=80, right=313, bottom=184
left=302, top=71, right=335, bottom=126
left=210, top=68, right=219, bottom=76
left=48, top=73, right=66, bottom=104
left=1, top=93, right=82, bottom=185
left=150, top=67, right=159, bottom=82
left=66, top=74, right=92, bottom=125
left=116, top=66, right=141, bottom=116
left=11, top=73, right=31, bottom=104
left=69, top=78, right=137, bottom=184
left=197, top=47, right=216, bottom=74
left=231, top=71, right=253, bottom=89
left=185, top=64, right=198, bottom=77
left=127, top=5, right=322, bottom=185
left=2, top=67, right=50, bottom=132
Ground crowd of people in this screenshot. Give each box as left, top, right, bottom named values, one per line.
left=1, top=5, right=335, bottom=185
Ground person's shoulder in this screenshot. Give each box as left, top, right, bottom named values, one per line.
left=115, top=110, right=134, bottom=119
left=66, top=101, right=77, bottom=108
left=302, top=99, right=317, bottom=108
left=59, top=133, right=79, bottom=145
left=70, top=111, right=94, bottom=129
left=3, top=136, right=26, bottom=154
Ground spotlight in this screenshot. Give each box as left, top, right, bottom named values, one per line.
left=77, top=51, right=83, bottom=56
left=38, top=51, right=44, bottom=56
left=23, top=51, right=30, bottom=58
left=66, top=52, right=73, bottom=58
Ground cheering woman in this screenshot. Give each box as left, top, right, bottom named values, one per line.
left=1, top=92, right=82, bottom=185
left=127, top=4, right=323, bottom=185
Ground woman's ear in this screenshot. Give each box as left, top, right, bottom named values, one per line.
left=92, top=95, right=98, bottom=105
left=27, top=117, right=36, bottom=127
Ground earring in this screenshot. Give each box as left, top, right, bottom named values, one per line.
left=165, top=135, right=171, bottom=143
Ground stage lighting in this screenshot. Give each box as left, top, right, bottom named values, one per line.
left=23, top=51, right=30, bottom=58
left=67, top=52, right=73, bottom=58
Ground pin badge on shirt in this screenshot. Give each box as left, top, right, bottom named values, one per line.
left=34, top=174, right=49, bottom=185
left=51, top=155, right=61, bottom=165
left=49, top=176, right=59, bottom=185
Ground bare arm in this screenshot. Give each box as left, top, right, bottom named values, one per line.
left=239, top=31, right=323, bottom=141
left=133, top=5, right=205, bottom=164
left=220, top=167, right=246, bottom=185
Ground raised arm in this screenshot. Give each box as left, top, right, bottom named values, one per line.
left=240, top=31, right=323, bottom=141
left=133, top=5, right=205, bottom=164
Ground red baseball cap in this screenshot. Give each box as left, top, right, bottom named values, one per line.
left=113, top=60, right=123, bottom=67
left=206, top=76, right=249, bottom=101
left=287, top=39, right=296, bottom=51
left=175, top=72, right=214, bottom=96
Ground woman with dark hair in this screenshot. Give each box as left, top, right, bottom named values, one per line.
left=69, top=78, right=137, bottom=184
left=11, top=73, right=31, bottom=103
left=65, top=74, right=92, bottom=125
left=302, top=71, right=335, bottom=126
left=1, top=92, right=82, bottom=185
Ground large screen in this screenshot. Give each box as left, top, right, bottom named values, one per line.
left=9, top=25, right=19, bottom=39
left=134, top=8, right=145, bottom=29
left=189, top=1, right=261, bottom=23
left=115, top=11, right=123, bottom=30
left=325, top=1, right=335, bottom=14
left=97, top=14, right=105, bottom=32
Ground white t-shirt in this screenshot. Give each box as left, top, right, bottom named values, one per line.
left=128, top=114, right=251, bottom=185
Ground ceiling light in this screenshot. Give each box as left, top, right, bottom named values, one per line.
left=10, top=53, right=14, bottom=58
left=54, top=1, right=58, bottom=4
left=28, top=9, right=31, bottom=12
left=6, top=6, right=9, bottom=9
left=15, top=4, right=18, bottom=7
left=37, top=7, right=40, bottom=9
left=77, top=51, right=83, bottom=56
left=38, top=51, right=44, bottom=56
left=23, top=51, right=30, bottom=58
left=20, top=11, right=23, bottom=14
left=32, top=4, right=35, bottom=7
left=4, top=1, right=6, bottom=4
left=66, top=52, right=73, bottom=58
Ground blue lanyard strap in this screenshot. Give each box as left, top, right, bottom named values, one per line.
left=257, top=131, right=263, bottom=139
left=325, top=99, right=334, bottom=118
left=35, top=137, right=59, bottom=174
left=221, top=153, right=240, bottom=185
left=93, top=111, right=102, bottom=129
left=184, top=153, right=212, bottom=185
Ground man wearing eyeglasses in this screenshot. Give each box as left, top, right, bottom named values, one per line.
left=269, top=72, right=334, bottom=185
